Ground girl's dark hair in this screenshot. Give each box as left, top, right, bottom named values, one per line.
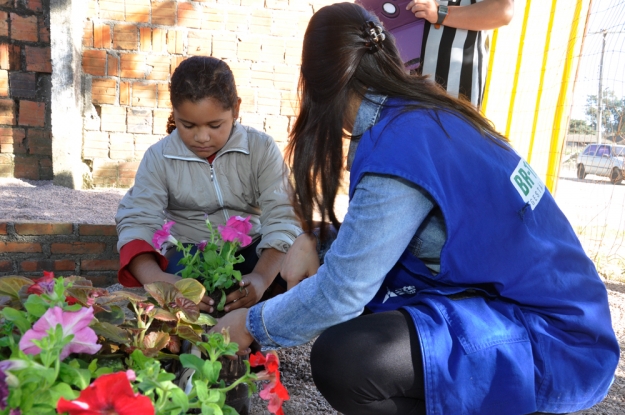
left=286, top=2, right=508, bottom=235
left=166, top=56, right=238, bottom=134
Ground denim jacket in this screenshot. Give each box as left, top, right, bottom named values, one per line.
left=246, top=92, right=446, bottom=347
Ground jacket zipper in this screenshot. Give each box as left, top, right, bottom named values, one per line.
left=209, top=162, right=229, bottom=222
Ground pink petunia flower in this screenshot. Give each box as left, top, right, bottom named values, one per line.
left=19, top=306, right=101, bottom=361
left=56, top=372, right=154, bottom=415
left=218, top=216, right=253, bottom=247
left=152, top=221, right=178, bottom=251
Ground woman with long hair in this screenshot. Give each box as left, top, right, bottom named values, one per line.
left=212, top=3, right=619, bottom=414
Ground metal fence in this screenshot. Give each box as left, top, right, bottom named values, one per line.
left=561, top=0, right=625, bottom=280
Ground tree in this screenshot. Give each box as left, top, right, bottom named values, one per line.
left=585, top=89, right=625, bottom=138
left=569, top=118, right=595, bottom=134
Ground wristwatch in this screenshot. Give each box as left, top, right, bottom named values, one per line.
left=434, top=5, right=449, bottom=29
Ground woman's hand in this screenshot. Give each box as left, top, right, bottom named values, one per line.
left=280, top=233, right=320, bottom=290
left=209, top=308, right=254, bottom=355
left=223, top=275, right=263, bottom=312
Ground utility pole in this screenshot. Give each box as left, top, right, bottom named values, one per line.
left=597, top=30, right=606, bottom=144
left=589, top=29, right=625, bottom=144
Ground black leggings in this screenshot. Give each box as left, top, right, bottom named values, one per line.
left=310, top=310, right=566, bottom=415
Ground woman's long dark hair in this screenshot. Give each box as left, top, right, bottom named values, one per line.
left=286, top=2, right=508, bottom=235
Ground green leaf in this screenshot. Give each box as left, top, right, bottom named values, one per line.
left=1, top=307, right=32, bottom=333
left=105, top=290, right=148, bottom=304
left=152, top=308, right=177, bottom=322
left=216, top=290, right=227, bottom=312
left=202, top=360, right=221, bottom=385
left=144, top=281, right=179, bottom=308
left=91, top=321, right=131, bottom=344
left=23, top=294, right=51, bottom=319
left=175, top=279, right=206, bottom=304
left=142, top=331, right=170, bottom=351
left=179, top=312, right=217, bottom=327
left=59, top=363, right=92, bottom=390
left=94, top=305, right=125, bottom=325
left=0, top=275, right=34, bottom=299
left=180, top=353, right=205, bottom=374
left=176, top=325, right=203, bottom=344
left=169, top=387, right=190, bottom=413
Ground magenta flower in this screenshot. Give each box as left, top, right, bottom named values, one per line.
left=198, top=240, right=208, bottom=251
left=218, top=216, right=253, bottom=247
left=152, top=221, right=177, bottom=251
left=19, top=306, right=101, bottom=361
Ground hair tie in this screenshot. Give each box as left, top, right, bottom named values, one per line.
left=362, top=21, right=386, bottom=52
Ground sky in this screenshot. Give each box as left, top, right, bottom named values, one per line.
left=569, top=0, right=625, bottom=121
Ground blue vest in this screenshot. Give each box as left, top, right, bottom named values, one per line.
left=349, top=101, right=619, bottom=415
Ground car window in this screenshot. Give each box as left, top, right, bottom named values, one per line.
left=614, top=146, right=625, bottom=157
left=597, top=145, right=610, bottom=157
left=583, top=145, right=598, bottom=156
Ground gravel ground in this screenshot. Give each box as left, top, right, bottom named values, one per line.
left=1, top=178, right=623, bottom=415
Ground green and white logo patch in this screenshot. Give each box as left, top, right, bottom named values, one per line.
left=510, top=159, right=545, bottom=210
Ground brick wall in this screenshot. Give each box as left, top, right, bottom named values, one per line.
left=82, top=0, right=338, bottom=188
left=0, top=222, right=119, bottom=287
left=0, top=0, right=52, bottom=180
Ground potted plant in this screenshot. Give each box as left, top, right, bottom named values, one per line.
left=0, top=271, right=289, bottom=415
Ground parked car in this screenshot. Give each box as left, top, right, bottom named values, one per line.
left=577, top=143, right=625, bottom=184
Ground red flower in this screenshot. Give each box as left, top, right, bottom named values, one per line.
left=27, top=271, right=55, bottom=295
left=56, top=372, right=154, bottom=415
left=250, top=351, right=289, bottom=415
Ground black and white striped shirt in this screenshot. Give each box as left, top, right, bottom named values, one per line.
left=418, top=0, right=488, bottom=108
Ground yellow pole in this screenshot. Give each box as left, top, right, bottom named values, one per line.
left=505, top=0, right=532, bottom=138
left=527, top=0, right=558, bottom=164
left=481, top=28, right=499, bottom=116
left=545, top=0, right=586, bottom=193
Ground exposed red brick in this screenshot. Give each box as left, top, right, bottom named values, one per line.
left=25, top=46, right=51, bottom=73
left=38, top=15, right=49, bottom=43
left=140, top=27, right=151, bottom=52
left=177, top=2, right=201, bottom=28
left=0, top=260, right=11, bottom=272
left=0, top=222, right=7, bottom=234
left=79, top=224, right=117, bottom=236
left=20, top=260, right=75, bottom=272
left=83, top=21, right=93, bottom=48
left=27, top=129, right=52, bottom=156
left=9, top=72, right=36, bottom=99
left=100, top=0, right=125, bottom=21
left=107, top=53, right=119, bottom=77
left=82, top=50, right=106, bottom=76
left=0, top=12, right=8, bottom=38
left=81, top=259, right=119, bottom=271
left=15, top=223, right=72, bottom=235
left=13, top=156, right=39, bottom=179
left=91, top=78, right=117, bottom=105
left=18, top=101, right=45, bottom=127
left=119, top=81, right=130, bottom=106
left=0, top=242, right=42, bottom=253
left=0, top=44, right=21, bottom=71
left=152, top=0, right=175, bottom=26
left=94, top=24, right=112, bottom=49
left=0, top=69, right=7, bottom=97
left=50, top=242, right=107, bottom=255
left=126, top=0, right=150, bottom=23
left=131, top=82, right=156, bottom=107
left=25, top=0, right=43, bottom=12
left=0, top=98, right=15, bottom=125
left=120, top=53, right=146, bottom=78
left=113, top=24, right=139, bottom=50
left=10, top=14, right=38, bottom=42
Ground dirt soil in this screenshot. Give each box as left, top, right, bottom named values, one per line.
left=1, top=178, right=623, bottom=415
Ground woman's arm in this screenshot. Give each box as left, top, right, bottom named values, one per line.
left=407, top=0, right=514, bottom=31
left=240, top=174, right=437, bottom=349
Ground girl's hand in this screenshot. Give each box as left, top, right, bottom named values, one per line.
left=280, top=233, right=320, bottom=290
left=224, top=276, right=263, bottom=312
left=209, top=308, right=254, bottom=355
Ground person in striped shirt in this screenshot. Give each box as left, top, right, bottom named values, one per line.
left=407, top=0, right=514, bottom=108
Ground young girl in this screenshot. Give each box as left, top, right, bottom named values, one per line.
left=115, top=56, right=301, bottom=313
left=213, top=3, right=619, bottom=415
